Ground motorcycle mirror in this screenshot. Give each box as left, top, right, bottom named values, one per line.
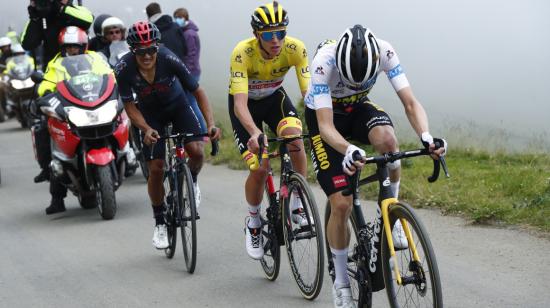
left=30, top=71, right=45, bottom=83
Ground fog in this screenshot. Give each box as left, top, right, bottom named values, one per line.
left=2, top=0, right=549, bottom=151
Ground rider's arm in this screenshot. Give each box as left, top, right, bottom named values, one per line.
left=316, top=108, right=350, bottom=154
left=291, top=38, right=311, bottom=99
left=123, top=102, right=152, bottom=133
left=193, top=86, right=217, bottom=132
left=397, top=87, right=429, bottom=137
left=37, top=55, right=61, bottom=97
left=59, top=4, right=94, bottom=31
left=20, top=20, right=44, bottom=52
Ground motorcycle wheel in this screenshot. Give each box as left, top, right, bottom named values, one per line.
left=95, top=165, right=117, bottom=220
left=79, top=191, right=97, bottom=209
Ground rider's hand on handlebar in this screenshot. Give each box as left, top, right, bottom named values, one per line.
left=143, top=128, right=159, bottom=146
left=247, top=131, right=266, bottom=154
left=208, top=126, right=221, bottom=141
left=421, top=132, right=448, bottom=160
left=342, top=144, right=366, bottom=176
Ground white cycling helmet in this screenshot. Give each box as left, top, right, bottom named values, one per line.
left=0, top=36, right=11, bottom=48
left=11, top=44, right=25, bottom=54
left=102, top=17, right=126, bottom=37
left=336, top=25, right=381, bottom=89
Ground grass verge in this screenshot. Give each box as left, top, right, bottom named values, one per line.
left=208, top=105, right=550, bottom=232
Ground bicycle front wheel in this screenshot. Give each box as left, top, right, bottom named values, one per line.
left=164, top=172, right=177, bottom=259
left=179, top=163, right=197, bottom=273
left=282, top=173, right=324, bottom=300
left=381, top=202, right=443, bottom=308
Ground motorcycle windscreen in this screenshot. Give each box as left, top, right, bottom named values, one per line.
left=6, top=55, right=34, bottom=80
left=52, top=54, right=113, bottom=105
left=108, top=41, right=130, bottom=67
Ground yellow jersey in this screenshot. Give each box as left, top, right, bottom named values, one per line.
left=229, top=36, right=310, bottom=100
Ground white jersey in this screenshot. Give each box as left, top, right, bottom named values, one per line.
left=304, top=38, right=410, bottom=110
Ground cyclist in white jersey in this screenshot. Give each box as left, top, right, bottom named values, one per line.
left=304, top=25, right=447, bottom=308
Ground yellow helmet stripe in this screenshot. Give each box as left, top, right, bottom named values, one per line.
left=277, top=3, right=283, bottom=22
left=255, top=7, right=270, bottom=24
left=266, top=3, right=276, bottom=23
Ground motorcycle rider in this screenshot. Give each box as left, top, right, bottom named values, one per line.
left=36, top=26, right=112, bottom=214
left=0, top=37, right=14, bottom=65
left=22, top=0, right=93, bottom=183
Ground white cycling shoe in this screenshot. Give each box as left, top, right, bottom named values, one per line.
left=332, top=283, right=356, bottom=308
left=152, top=224, right=169, bottom=249
left=392, top=219, right=409, bottom=249
left=244, top=217, right=264, bottom=260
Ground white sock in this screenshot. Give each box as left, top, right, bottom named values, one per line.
left=290, top=191, right=302, bottom=212
left=331, top=247, right=350, bottom=287
left=390, top=180, right=400, bottom=198
left=247, top=204, right=261, bottom=228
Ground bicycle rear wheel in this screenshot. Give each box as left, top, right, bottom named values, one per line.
left=282, top=173, right=324, bottom=300
left=381, top=202, right=443, bottom=308
left=259, top=190, right=281, bottom=281
left=325, top=201, right=372, bottom=308
left=179, top=163, right=197, bottom=273
left=164, top=172, right=177, bottom=259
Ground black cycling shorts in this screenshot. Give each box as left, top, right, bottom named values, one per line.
left=140, top=100, right=203, bottom=161
left=305, top=101, right=394, bottom=196
left=228, top=88, right=299, bottom=156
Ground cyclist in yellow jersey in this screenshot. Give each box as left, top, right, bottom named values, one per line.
left=228, top=1, right=311, bottom=260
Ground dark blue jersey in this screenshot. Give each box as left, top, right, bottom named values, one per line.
left=114, top=46, right=198, bottom=110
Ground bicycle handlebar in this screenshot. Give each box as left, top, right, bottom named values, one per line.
left=149, top=128, right=220, bottom=160
left=342, top=141, right=449, bottom=196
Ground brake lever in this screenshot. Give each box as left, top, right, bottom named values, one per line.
left=257, top=133, right=265, bottom=166
left=440, top=156, right=450, bottom=178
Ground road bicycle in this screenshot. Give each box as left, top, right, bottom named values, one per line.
left=255, top=133, right=325, bottom=300
left=151, top=125, right=218, bottom=273
left=324, top=143, right=449, bottom=307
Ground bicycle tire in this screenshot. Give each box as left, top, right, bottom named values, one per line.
left=179, top=163, right=197, bottom=273
left=381, top=202, right=443, bottom=308
left=260, top=188, right=281, bottom=281
left=324, top=200, right=372, bottom=308
left=164, top=171, right=177, bottom=259
left=282, top=173, right=324, bottom=300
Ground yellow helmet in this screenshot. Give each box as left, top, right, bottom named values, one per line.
left=251, top=1, right=289, bottom=31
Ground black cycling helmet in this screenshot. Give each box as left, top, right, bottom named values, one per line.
left=251, top=1, right=289, bottom=31
left=93, top=14, right=112, bottom=37
left=336, top=25, right=381, bottom=89
left=126, top=21, right=161, bottom=47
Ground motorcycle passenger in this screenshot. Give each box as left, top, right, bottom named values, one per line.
left=36, top=26, right=112, bottom=214
left=88, top=13, right=112, bottom=52
left=115, top=21, right=220, bottom=250
left=98, top=16, right=126, bottom=60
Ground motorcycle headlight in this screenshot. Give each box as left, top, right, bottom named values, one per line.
left=10, top=79, right=24, bottom=89
left=65, top=100, right=118, bottom=127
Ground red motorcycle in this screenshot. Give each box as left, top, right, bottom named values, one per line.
left=31, top=54, right=131, bottom=220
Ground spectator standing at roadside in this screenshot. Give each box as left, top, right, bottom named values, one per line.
left=173, top=8, right=201, bottom=80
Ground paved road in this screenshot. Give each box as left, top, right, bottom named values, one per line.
left=1, top=119, right=549, bottom=308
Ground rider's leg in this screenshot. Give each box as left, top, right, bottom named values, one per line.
left=184, top=140, right=205, bottom=183
left=327, top=192, right=353, bottom=287
left=368, top=125, right=400, bottom=197
left=245, top=160, right=268, bottom=228
left=147, top=159, right=165, bottom=224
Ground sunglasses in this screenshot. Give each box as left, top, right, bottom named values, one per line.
left=132, top=45, right=159, bottom=56
left=259, top=30, right=286, bottom=41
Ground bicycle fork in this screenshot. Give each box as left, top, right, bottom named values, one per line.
left=381, top=201, right=422, bottom=287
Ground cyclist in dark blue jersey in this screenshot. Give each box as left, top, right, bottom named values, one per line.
left=115, top=21, right=220, bottom=250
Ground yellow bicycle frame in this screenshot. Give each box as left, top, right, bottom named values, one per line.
left=380, top=198, right=421, bottom=286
